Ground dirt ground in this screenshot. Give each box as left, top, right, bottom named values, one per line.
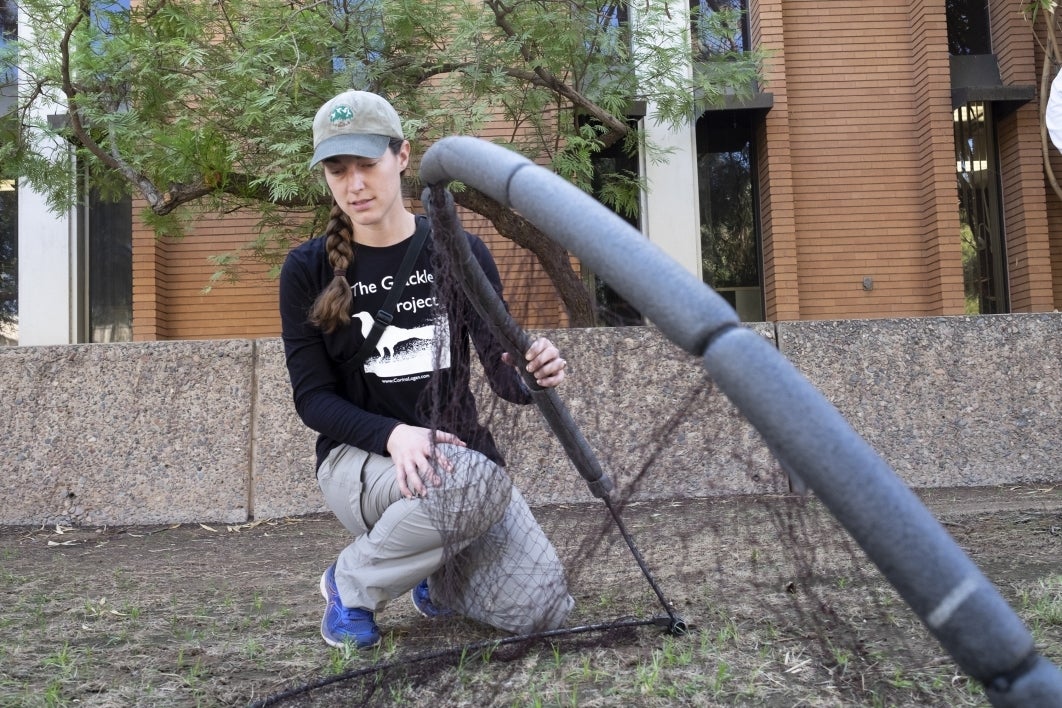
left=1, top=485, right=1060, bottom=707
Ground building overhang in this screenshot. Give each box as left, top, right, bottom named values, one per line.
left=692, top=71, right=774, bottom=115
left=950, top=54, right=1035, bottom=119
left=706, top=91, right=774, bottom=113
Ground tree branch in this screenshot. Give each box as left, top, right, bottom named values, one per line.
left=485, top=0, right=630, bottom=139
left=148, top=172, right=325, bottom=216
left=59, top=2, right=166, bottom=208
left=451, top=187, right=596, bottom=326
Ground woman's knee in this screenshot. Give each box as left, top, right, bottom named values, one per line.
left=317, top=445, right=371, bottom=536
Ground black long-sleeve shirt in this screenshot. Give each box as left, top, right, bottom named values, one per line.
left=279, top=216, right=531, bottom=470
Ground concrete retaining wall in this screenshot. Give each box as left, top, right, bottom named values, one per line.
left=2, top=314, right=1058, bottom=526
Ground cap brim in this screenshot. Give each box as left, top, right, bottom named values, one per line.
left=309, top=134, right=391, bottom=168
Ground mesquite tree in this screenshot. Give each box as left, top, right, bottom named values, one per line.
left=1, top=0, right=761, bottom=325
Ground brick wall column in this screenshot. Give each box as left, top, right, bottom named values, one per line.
left=751, top=0, right=800, bottom=320
left=131, top=198, right=167, bottom=340
left=909, top=0, right=966, bottom=315
left=991, top=0, right=1056, bottom=312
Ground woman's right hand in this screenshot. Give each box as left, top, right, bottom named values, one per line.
left=386, top=424, right=467, bottom=499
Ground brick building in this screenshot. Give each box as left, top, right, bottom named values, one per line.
left=4, top=0, right=1061, bottom=345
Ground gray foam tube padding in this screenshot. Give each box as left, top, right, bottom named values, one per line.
left=987, top=657, right=1062, bottom=706
left=420, top=136, right=740, bottom=354
left=419, top=136, right=1062, bottom=705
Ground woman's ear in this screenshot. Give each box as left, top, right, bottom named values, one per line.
left=398, top=140, right=412, bottom=172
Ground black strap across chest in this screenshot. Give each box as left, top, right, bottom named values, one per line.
left=340, top=216, right=430, bottom=376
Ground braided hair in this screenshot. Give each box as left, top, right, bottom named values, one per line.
left=307, top=138, right=405, bottom=334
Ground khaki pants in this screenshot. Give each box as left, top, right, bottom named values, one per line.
left=317, top=443, right=573, bottom=634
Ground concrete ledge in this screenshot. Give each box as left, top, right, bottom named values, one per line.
left=3, top=314, right=1059, bottom=525
left=251, top=338, right=325, bottom=520
left=777, top=313, right=1062, bottom=488
left=480, top=324, right=786, bottom=507
left=2, top=340, right=254, bottom=525
left=248, top=324, right=785, bottom=520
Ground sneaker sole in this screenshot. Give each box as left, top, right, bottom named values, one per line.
left=319, top=569, right=330, bottom=603
left=411, top=588, right=432, bottom=619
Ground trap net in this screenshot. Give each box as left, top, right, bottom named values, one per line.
left=251, top=140, right=1062, bottom=707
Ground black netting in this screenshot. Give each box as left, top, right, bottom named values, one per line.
left=246, top=187, right=1057, bottom=707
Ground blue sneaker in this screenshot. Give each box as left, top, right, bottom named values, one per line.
left=411, top=579, right=454, bottom=619
left=319, top=564, right=381, bottom=649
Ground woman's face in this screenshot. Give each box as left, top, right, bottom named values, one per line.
left=322, top=141, right=410, bottom=229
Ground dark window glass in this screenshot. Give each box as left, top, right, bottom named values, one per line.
left=948, top=3, right=1004, bottom=313
left=588, top=129, right=642, bottom=327
left=601, top=0, right=627, bottom=27
left=696, top=110, right=763, bottom=321
left=0, top=0, right=14, bottom=41
left=1, top=1, right=16, bottom=345
left=78, top=0, right=133, bottom=342
left=596, top=1, right=629, bottom=41
left=954, top=102, right=1008, bottom=314
left=1, top=0, right=16, bottom=103
left=83, top=185, right=133, bottom=343
left=0, top=176, right=15, bottom=345
left=91, top=0, right=130, bottom=29
left=946, top=0, right=991, bottom=55
left=590, top=1, right=630, bottom=61
left=331, top=0, right=385, bottom=82
left=87, top=0, right=130, bottom=55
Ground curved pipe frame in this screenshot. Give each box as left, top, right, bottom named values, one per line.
left=420, top=136, right=1062, bottom=707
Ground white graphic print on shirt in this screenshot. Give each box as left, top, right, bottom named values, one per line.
left=351, top=310, right=451, bottom=379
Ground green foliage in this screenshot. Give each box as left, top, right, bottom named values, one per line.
left=1022, top=1, right=1059, bottom=24
left=4, top=0, right=762, bottom=276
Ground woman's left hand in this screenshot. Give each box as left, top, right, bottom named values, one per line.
left=503, top=336, right=566, bottom=388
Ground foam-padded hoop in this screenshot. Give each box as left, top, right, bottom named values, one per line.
left=421, top=135, right=739, bottom=356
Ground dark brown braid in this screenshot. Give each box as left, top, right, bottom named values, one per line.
left=308, top=204, right=355, bottom=334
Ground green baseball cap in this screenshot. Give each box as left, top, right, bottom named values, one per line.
left=310, top=90, right=404, bottom=168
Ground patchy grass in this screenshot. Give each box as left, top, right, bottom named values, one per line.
left=0, top=492, right=1059, bottom=707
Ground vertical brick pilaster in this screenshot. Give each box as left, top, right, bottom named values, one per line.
left=909, top=0, right=966, bottom=315
left=751, top=0, right=800, bottom=321
left=991, top=0, right=1055, bottom=312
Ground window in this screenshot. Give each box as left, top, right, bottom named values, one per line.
left=1, top=0, right=16, bottom=345
left=587, top=120, right=643, bottom=326
left=81, top=0, right=133, bottom=342
left=591, top=0, right=630, bottom=57
left=696, top=110, right=763, bottom=321
left=0, top=0, right=13, bottom=50
left=689, top=0, right=763, bottom=322
left=331, top=0, right=385, bottom=86
left=954, top=102, right=1007, bottom=314
left=598, top=0, right=628, bottom=28
left=0, top=174, right=15, bottom=346
left=586, top=116, right=641, bottom=326
left=946, top=0, right=991, bottom=55
left=80, top=180, right=133, bottom=343
left=0, top=0, right=134, bottom=345
left=947, top=0, right=1008, bottom=314
left=89, top=0, right=130, bottom=36
left=691, top=0, right=749, bottom=61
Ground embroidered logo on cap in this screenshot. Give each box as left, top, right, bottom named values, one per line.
left=329, top=104, right=354, bottom=129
